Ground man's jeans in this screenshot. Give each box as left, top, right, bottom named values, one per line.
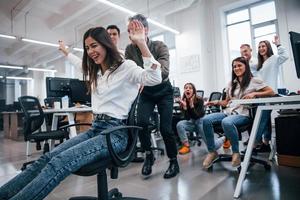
left=0, top=118, right=127, bottom=200
left=202, top=113, right=251, bottom=153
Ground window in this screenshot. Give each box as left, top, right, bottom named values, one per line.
left=226, top=1, right=278, bottom=61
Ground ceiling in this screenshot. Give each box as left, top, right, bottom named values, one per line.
left=0, top=0, right=197, bottom=78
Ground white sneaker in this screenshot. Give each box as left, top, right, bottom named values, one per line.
left=215, top=136, right=226, bottom=150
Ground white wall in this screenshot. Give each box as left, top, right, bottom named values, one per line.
left=169, top=0, right=300, bottom=96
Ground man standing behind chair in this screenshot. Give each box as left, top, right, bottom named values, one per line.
left=125, top=14, right=179, bottom=179
left=240, top=44, right=258, bottom=76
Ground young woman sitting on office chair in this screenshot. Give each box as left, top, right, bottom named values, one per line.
left=0, top=22, right=162, bottom=200
left=176, top=82, right=205, bottom=154
left=202, top=56, right=274, bottom=169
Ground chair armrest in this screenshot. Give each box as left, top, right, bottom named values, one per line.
left=100, top=125, right=142, bottom=167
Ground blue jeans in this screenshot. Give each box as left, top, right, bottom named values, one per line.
left=256, top=110, right=272, bottom=143
left=202, top=113, right=251, bottom=153
left=176, top=118, right=204, bottom=143
left=0, top=118, right=127, bottom=200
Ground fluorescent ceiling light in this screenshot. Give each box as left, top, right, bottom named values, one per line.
left=0, top=76, right=3, bottom=78
left=96, top=0, right=136, bottom=15
left=6, top=76, right=33, bottom=80
left=0, top=64, right=23, bottom=70
left=73, top=47, right=84, bottom=52
left=28, top=67, right=57, bottom=72
left=0, top=33, right=17, bottom=39
left=95, top=0, right=180, bottom=34
left=22, top=38, right=59, bottom=47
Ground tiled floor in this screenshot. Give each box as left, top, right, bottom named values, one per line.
left=0, top=132, right=299, bottom=200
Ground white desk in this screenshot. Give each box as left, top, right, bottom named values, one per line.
left=231, top=95, right=300, bottom=198
left=44, top=107, right=92, bottom=138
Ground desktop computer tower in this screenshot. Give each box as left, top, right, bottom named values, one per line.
left=275, top=113, right=300, bottom=167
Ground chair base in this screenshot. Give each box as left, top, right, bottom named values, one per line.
left=69, top=188, right=147, bottom=200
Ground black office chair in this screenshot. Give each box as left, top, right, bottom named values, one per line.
left=18, top=96, right=70, bottom=170
left=196, top=90, right=204, bottom=98
left=206, top=92, right=222, bottom=114
left=68, top=95, right=147, bottom=200
left=209, top=107, right=271, bottom=171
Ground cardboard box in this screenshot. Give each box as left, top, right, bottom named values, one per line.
left=277, top=154, right=300, bottom=167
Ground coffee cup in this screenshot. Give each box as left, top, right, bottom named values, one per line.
left=54, top=101, right=61, bottom=109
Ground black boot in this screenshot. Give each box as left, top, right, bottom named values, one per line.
left=163, top=158, right=180, bottom=179
left=141, top=151, right=155, bottom=176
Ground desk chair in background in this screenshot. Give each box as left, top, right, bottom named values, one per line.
left=196, top=90, right=204, bottom=98
left=68, top=95, right=147, bottom=200
left=205, top=92, right=222, bottom=114
left=18, top=96, right=70, bottom=170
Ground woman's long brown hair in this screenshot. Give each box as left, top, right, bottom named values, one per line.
left=82, top=27, right=123, bottom=92
left=257, top=40, right=274, bottom=71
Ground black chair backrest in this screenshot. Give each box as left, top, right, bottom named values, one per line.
left=196, top=90, right=204, bottom=98
left=18, top=96, right=45, bottom=140
left=207, top=92, right=222, bottom=113
left=106, top=94, right=140, bottom=167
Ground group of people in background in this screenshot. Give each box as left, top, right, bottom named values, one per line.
left=0, top=12, right=289, bottom=200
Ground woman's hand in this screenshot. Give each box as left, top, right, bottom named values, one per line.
left=242, top=92, right=257, bottom=99
left=205, top=100, right=218, bottom=106
left=179, top=98, right=187, bottom=110
left=272, top=35, right=280, bottom=46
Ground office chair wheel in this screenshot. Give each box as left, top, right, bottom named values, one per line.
left=108, top=188, right=122, bottom=199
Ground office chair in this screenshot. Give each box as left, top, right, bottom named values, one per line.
left=18, top=96, right=70, bottom=170
left=205, top=92, right=222, bottom=114
left=69, top=95, right=147, bottom=200
left=196, top=90, right=204, bottom=98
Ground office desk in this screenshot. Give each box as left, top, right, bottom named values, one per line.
left=44, top=107, right=93, bottom=138
left=231, top=95, right=300, bottom=198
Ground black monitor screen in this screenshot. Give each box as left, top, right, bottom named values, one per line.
left=70, top=79, right=91, bottom=105
left=289, top=31, right=300, bottom=78
left=46, top=77, right=72, bottom=98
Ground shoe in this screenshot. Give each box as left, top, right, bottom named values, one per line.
left=163, top=158, right=180, bottom=179
left=203, top=151, right=219, bottom=169
left=223, top=139, right=231, bottom=149
left=255, top=143, right=271, bottom=153
left=232, top=153, right=241, bottom=167
left=178, top=145, right=190, bottom=155
left=215, top=136, right=226, bottom=150
left=141, top=152, right=155, bottom=176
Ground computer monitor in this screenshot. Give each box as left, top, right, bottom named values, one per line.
left=289, top=31, right=300, bottom=78
left=46, top=77, right=73, bottom=98
left=69, top=79, right=91, bottom=105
